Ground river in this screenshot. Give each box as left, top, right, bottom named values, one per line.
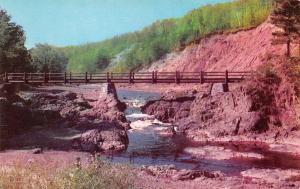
left=103, top=89, right=300, bottom=176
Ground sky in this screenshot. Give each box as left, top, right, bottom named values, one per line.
left=0, top=0, right=228, bottom=48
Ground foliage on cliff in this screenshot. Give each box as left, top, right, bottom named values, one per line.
left=61, top=0, right=272, bottom=73
left=0, top=9, right=31, bottom=73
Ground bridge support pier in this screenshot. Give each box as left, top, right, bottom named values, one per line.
left=223, top=83, right=229, bottom=92
left=101, top=82, right=118, bottom=99
left=210, top=83, right=229, bottom=96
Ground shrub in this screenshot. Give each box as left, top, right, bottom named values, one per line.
left=257, top=62, right=278, bottom=79
left=0, top=158, right=134, bottom=189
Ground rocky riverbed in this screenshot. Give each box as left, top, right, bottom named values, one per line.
left=2, top=81, right=300, bottom=188
left=0, top=83, right=129, bottom=152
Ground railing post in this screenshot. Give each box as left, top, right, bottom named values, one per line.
left=24, top=72, right=27, bottom=83
left=85, top=72, right=88, bottom=83
left=90, top=73, right=92, bottom=80
left=69, top=72, right=72, bottom=82
left=129, top=72, right=132, bottom=84
left=152, top=71, right=155, bottom=84
left=64, top=72, right=67, bottom=84
left=132, top=72, right=135, bottom=83
left=225, top=70, right=229, bottom=85
left=106, top=72, right=110, bottom=83
left=175, top=71, right=180, bottom=84
left=44, top=72, right=48, bottom=83
left=224, top=70, right=229, bottom=92
left=4, top=72, right=8, bottom=83
left=200, top=71, right=203, bottom=84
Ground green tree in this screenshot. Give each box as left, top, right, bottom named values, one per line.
left=31, top=44, right=68, bottom=72
left=271, top=0, right=300, bottom=57
left=0, top=9, right=31, bottom=72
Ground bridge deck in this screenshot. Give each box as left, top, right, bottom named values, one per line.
left=1, top=71, right=252, bottom=84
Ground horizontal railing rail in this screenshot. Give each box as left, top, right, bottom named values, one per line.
left=1, top=71, right=253, bottom=84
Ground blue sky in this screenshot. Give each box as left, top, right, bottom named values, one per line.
left=0, top=0, right=228, bottom=48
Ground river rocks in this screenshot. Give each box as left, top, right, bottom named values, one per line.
left=141, top=165, right=223, bottom=181
left=59, top=91, right=77, bottom=100
left=183, top=86, right=266, bottom=137
left=0, top=84, right=130, bottom=152
left=78, top=127, right=128, bottom=152
left=142, top=96, right=195, bottom=123
left=27, top=87, right=130, bottom=152
left=23, top=90, right=128, bottom=129
left=171, top=169, right=223, bottom=181
left=142, top=72, right=298, bottom=144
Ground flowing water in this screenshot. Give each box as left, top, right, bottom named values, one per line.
left=105, top=89, right=300, bottom=176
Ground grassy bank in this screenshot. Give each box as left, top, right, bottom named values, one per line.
left=0, top=158, right=134, bottom=189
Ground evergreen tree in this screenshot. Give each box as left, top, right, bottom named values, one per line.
left=271, top=0, right=300, bottom=57
left=0, top=9, right=31, bottom=72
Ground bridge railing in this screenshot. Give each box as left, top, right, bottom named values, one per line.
left=1, top=71, right=253, bottom=84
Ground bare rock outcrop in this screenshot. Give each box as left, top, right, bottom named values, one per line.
left=142, top=58, right=299, bottom=143
left=77, top=126, right=128, bottom=152
left=1, top=83, right=129, bottom=152
left=141, top=90, right=196, bottom=123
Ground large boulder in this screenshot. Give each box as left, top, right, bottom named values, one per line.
left=142, top=96, right=195, bottom=123
left=78, top=126, right=128, bottom=152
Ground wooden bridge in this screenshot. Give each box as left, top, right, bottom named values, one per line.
left=0, top=71, right=252, bottom=85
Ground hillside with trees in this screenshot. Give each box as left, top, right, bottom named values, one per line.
left=60, top=0, right=272, bottom=73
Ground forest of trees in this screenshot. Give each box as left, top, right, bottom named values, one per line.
left=0, top=9, right=31, bottom=73
left=63, top=0, right=272, bottom=73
